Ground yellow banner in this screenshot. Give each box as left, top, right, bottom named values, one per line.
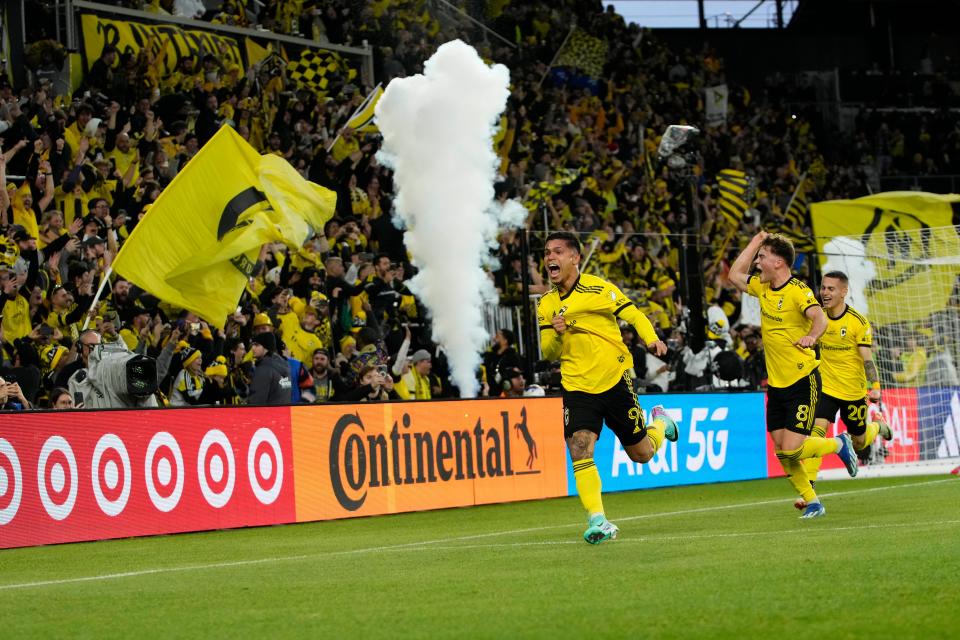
left=811, top=192, right=960, bottom=323
left=113, top=126, right=336, bottom=327
left=80, top=13, right=242, bottom=77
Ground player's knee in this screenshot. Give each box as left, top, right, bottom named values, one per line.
left=627, top=439, right=654, bottom=463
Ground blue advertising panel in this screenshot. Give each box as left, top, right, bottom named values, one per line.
left=917, top=387, right=960, bottom=461
left=566, top=392, right=769, bottom=495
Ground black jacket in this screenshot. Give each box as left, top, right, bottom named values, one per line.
left=248, top=352, right=293, bottom=405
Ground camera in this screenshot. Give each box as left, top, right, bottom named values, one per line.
left=75, top=341, right=159, bottom=408
left=658, top=125, right=700, bottom=174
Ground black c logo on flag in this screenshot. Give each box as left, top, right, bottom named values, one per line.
left=218, top=187, right=270, bottom=240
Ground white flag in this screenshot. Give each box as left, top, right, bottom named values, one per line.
left=705, top=84, right=728, bottom=127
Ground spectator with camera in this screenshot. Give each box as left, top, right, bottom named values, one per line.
left=344, top=363, right=396, bottom=402
left=0, top=374, right=31, bottom=409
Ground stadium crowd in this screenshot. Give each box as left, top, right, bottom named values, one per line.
left=1, top=0, right=953, bottom=410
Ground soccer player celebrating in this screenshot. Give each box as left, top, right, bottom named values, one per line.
left=538, top=231, right=679, bottom=544
left=728, top=232, right=859, bottom=519
left=799, top=271, right=892, bottom=499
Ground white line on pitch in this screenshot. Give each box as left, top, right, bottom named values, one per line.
left=0, top=477, right=954, bottom=592
left=418, top=519, right=960, bottom=552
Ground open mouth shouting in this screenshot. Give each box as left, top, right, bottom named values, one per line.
left=547, top=261, right=561, bottom=281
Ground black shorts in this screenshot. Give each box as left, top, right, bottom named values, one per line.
left=562, top=372, right=646, bottom=447
left=766, top=368, right=821, bottom=435
left=815, top=393, right=868, bottom=436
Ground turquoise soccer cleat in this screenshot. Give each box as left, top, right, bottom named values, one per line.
left=583, top=514, right=619, bottom=545
left=651, top=405, right=679, bottom=442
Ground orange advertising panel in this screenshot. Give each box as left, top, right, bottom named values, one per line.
left=290, top=398, right=567, bottom=520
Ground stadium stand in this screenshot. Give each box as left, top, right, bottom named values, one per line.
left=1, top=0, right=958, bottom=407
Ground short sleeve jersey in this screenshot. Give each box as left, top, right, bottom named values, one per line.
left=820, top=305, right=872, bottom=400
left=746, top=275, right=820, bottom=388
left=537, top=273, right=657, bottom=394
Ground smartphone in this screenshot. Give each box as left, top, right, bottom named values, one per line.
left=73, top=392, right=84, bottom=406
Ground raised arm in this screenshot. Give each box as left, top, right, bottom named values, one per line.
left=728, top=230, right=768, bottom=293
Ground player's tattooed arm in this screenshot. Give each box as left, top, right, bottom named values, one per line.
left=864, top=359, right=879, bottom=386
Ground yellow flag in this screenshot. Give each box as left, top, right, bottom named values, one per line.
left=811, top=192, right=960, bottom=323
left=113, top=126, right=336, bottom=327
left=347, top=84, right=383, bottom=133
left=245, top=38, right=273, bottom=69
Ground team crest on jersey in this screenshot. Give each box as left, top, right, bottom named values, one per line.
left=777, top=298, right=784, bottom=310
left=840, top=327, right=847, bottom=338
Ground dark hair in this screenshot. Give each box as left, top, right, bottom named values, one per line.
left=823, top=270, right=849, bottom=284
left=499, top=328, right=515, bottom=345
left=760, top=233, right=795, bottom=267
left=545, top=231, right=581, bottom=255
left=357, top=326, right=379, bottom=347
left=49, top=387, right=71, bottom=406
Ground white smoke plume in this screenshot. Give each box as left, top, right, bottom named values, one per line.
left=376, top=40, right=526, bottom=397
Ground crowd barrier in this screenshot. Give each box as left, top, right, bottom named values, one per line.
left=0, top=388, right=948, bottom=549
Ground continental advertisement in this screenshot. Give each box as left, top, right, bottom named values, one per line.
left=80, top=13, right=243, bottom=77
left=290, top=400, right=567, bottom=521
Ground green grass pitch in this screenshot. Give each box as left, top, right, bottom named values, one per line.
left=2, top=475, right=958, bottom=638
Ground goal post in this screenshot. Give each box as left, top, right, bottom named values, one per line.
left=812, top=192, right=960, bottom=475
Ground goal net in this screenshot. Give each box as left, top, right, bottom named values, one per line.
left=817, top=223, right=960, bottom=475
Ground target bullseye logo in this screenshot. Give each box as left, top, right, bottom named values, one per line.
left=145, top=432, right=184, bottom=513
left=0, top=438, right=23, bottom=526
left=92, top=434, right=131, bottom=517
left=37, top=436, right=78, bottom=521
left=197, top=430, right=235, bottom=508
left=248, top=428, right=283, bottom=505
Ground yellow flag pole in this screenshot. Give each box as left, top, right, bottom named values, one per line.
left=326, top=82, right=382, bottom=153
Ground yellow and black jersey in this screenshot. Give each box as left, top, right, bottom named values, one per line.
left=820, top=305, right=872, bottom=400
left=537, top=273, right=659, bottom=394
left=747, top=275, right=820, bottom=388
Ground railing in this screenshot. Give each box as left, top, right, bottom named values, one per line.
left=879, top=174, right=960, bottom=194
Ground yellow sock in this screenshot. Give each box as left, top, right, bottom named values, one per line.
left=856, top=423, right=880, bottom=451
left=572, top=458, right=604, bottom=517
left=802, top=424, right=827, bottom=483
left=646, top=419, right=665, bottom=453
left=798, top=436, right=839, bottom=459
left=777, top=450, right=817, bottom=502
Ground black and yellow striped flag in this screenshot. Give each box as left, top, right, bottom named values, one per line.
left=287, top=49, right=357, bottom=96
left=524, top=167, right=584, bottom=211
left=783, top=178, right=809, bottom=230
left=716, top=168, right=751, bottom=226
left=555, top=29, right=607, bottom=79
left=777, top=178, right=814, bottom=251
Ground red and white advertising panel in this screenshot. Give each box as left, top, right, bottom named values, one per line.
left=0, top=407, right=296, bottom=549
